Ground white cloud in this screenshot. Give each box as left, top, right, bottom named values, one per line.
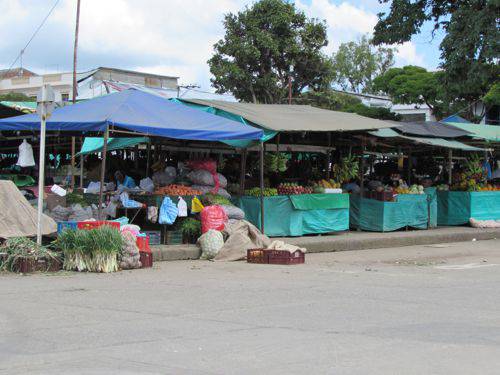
left=0, top=0, right=429, bottom=89
left=394, top=41, right=426, bottom=67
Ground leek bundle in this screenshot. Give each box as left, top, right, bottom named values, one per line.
left=55, top=226, right=123, bottom=273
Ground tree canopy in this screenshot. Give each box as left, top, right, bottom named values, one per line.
left=0, top=92, right=33, bottom=101
left=331, top=35, right=395, bottom=94
left=208, top=0, right=333, bottom=104
left=373, top=65, right=445, bottom=114
left=373, top=0, right=499, bottom=117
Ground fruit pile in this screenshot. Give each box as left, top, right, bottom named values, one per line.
left=395, top=184, right=424, bottom=195
left=155, top=184, right=202, bottom=196
left=313, top=179, right=341, bottom=189
left=277, top=183, right=312, bottom=195
left=244, top=187, right=278, bottom=197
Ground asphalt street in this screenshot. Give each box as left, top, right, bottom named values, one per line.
left=1, top=239, right=500, bottom=374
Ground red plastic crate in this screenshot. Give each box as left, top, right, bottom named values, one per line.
left=247, top=248, right=268, bottom=264
left=136, top=236, right=151, bottom=253
left=77, top=221, right=120, bottom=231
left=139, top=251, right=153, bottom=268
left=267, top=250, right=305, bottom=265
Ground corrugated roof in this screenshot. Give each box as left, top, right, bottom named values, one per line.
left=183, top=99, right=395, bottom=132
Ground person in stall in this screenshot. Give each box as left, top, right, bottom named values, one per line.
left=114, top=170, right=136, bottom=190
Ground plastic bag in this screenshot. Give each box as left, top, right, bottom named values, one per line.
left=201, top=205, right=228, bottom=233
left=187, top=159, right=222, bottom=192
left=139, top=177, right=155, bottom=193
left=119, top=192, right=143, bottom=208
left=147, top=206, right=158, bottom=223
left=191, top=197, right=204, bottom=213
left=86, top=181, right=101, bottom=194
left=177, top=197, right=188, bottom=217
left=187, top=170, right=227, bottom=188
left=159, top=197, right=178, bottom=225
left=198, top=229, right=224, bottom=260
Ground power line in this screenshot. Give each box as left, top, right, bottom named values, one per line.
left=1, top=0, right=60, bottom=79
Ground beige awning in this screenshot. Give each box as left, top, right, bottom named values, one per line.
left=183, top=99, right=395, bottom=132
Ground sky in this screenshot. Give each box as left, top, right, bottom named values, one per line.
left=0, top=0, right=444, bottom=91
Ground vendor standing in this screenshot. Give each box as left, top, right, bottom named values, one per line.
left=114, top=170, right=136, bottom=190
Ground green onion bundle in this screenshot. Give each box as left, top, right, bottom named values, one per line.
left=54, top=226, right=123, bottom=273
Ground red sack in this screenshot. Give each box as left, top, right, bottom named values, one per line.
left=201, top=205, right=228, bottom=233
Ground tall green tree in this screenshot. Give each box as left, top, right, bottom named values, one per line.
left=372, top=0, right=499, bottom=118
left=208, top=0, right=333, bottom=104
left=373, top=65, right=446, bottom=116
left=331, top=35, right=395, bottom=94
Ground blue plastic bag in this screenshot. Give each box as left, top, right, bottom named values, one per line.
left=159, top=197, right=178, bottom=225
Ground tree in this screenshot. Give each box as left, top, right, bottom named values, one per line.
left=0, top=92, right=33, bottom=101
left=298, top=90, right=401, bottom=121
left=372, top=0, right=499, bottom=118
left=208, top=0, right=334, bottom=104
left=331, top=35, right=395, bottom=94
left=373, top=66, right=446, bottom=116
left=483, top=83, right=500, bottom=108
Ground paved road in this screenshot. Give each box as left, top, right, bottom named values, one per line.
left=1, top=239, right=500, bottom=374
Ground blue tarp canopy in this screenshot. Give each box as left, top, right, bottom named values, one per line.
left=0, top=89, right=263, bottom=141
left=78, top=137, right=150, bottom=155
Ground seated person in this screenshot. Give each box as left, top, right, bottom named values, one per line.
left=114, top=170, right=136, bottom=190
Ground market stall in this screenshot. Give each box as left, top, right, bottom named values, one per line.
left=350, top=190, right=436, bottom=232
left=236, top=193, right=349, bottom=237
left=437, top=190, right=500, bottom=225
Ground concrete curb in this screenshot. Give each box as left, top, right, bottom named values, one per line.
left=151, top=227, right=500, bottom=261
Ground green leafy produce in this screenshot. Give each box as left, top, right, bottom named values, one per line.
left=180, top=218, right=202, bottom=238
left=265, top=153, right=288, bottom=173
left=245, top=187, right=278, bottom=197
left=201, top=193, right=232, bottom=206
left=54, top=226, right=123, bottom=273
left=66, top=192, right=88, bottom=206
left=0, top=237, right=61, bottom=273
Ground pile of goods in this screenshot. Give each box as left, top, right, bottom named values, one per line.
left=332, top=155, right=359, bottom=184
left=0, top=237, right=61, bottom=273
left=119, top=231, right=142, bottom=270
left=187, top=160, right=231, bottom=198
left=395, top=184, right=425, bottom=195
left=453, top=156, right=490, bottom=192
left=264, top=153, right=288, bottom=173
left=436, top=184, right=450, bottom=191
left=154, top=184, right=202, bottom=196
left=54, top=226, right=124, bottom=273
left=244, top=187, right=278, bottom=197
left=313, top=179, right=341, bottom=189
left=277, top=183, right=313, bottom=195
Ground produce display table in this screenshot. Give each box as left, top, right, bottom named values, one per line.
left=350, top=192, right=436, bottom=232
left=236, top=194, right=349, bottom=237
left=437, top=191, right=500, bottom=226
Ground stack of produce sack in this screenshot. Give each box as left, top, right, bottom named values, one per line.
left=187, top=160, right=231, bottom=198
left=48, top=204, right=95, bottom=222
left=201, top=193, right=245, bottom=220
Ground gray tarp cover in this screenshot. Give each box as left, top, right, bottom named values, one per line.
left=184, top=99, right=395, bottom=132
left=390, top=121, right=471, bottom=138
left=0, top=180, right=57, bottom=238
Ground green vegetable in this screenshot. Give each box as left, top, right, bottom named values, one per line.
left=180, top=218, right=202, bottom=238
left=0, top=237, right=61, bottom=273
left=54, top=226, right=123, bottom=273
left=201, top=193, right=232, bottom=206
left=244, top=187, right=278, bottom=197
left=66, top=192, right=88, bottom=206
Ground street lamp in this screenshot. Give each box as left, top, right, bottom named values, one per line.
left=36, top=84, right=55, bottom=245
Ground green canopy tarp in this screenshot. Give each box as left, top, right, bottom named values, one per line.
left=444, top=122, right=500, bottom=143
left=369, top=128, right=484, bottom=151
left=79, top=137, right=149, bottom=155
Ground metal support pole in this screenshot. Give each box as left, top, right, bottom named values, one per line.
left=239, top=148, right=247, bottom=195
left=79, top=153, right=84, bottom=189
left=359, top=137, right=365, bottom=193
left=407, top=149, right=412, bottom=185
left=326, top=132, right=332, bottom=179
left=448, top=149, right=453, bottom=185
left=36, top=104, right=47, bottom=245
left=71, top=137, right=76, bottom=189
left=98, top=126, right=109, bottom=220
left=259, top=142, right=265, bottom=233
left=146, top=139, right=151, bottom=177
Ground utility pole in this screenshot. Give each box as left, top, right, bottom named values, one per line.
left=288, top=76, right=292, bottom=105
left=71, top=0, right=81, bottom=190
